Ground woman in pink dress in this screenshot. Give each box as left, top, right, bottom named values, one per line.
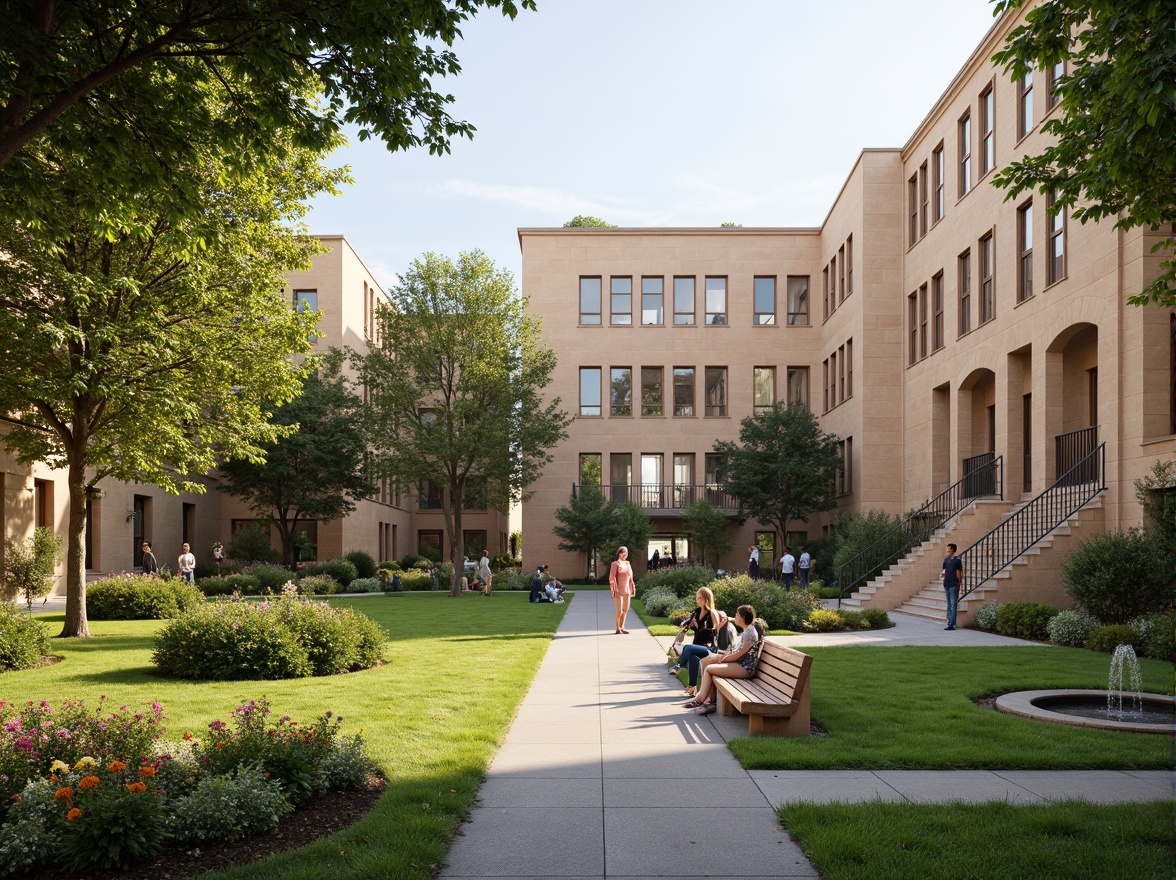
left=609, top=546, right=635, bottom=634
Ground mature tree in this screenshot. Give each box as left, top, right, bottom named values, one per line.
left=0, top=137, right=335, bottom=637
left=563, top=216, right=617, bottom=228
left=219, top=350, right=376, bottom=566
left=991, top=0, right=1176, bottom=306
left=714, top=402, right=842, bottom=555
left=681, top=499, right=733, bottom=569
left=359, top=250, right=571, bottom=596
left=719, top=222, right=743, bottom=228
left=553, top=487, right=619, bottom=580
left=0, top=0, right=534, bottom=228
left=606, top=503, right=652, bottom=568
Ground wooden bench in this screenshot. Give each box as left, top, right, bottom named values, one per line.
left=712, top=641, right=813, bottom=737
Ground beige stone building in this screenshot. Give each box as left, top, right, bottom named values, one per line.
left=519, top=9, right=1175, bottom=620
left=1, top=236, right=509, bottom=592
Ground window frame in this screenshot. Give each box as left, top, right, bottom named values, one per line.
left=958, top=249, right=972, bottom=336
left=673, top=367, right=695, bottom=417
left=1018, top=199, right=1034, bottom=302
left=932, top=142, right=945, bottom=223
left=846, top=235, right=853, bottom=297
left=579, top=276, right=602, bottom=325
left=932, top=272, right=945, bottom=351
left=958, top=111, right=972, bottom=196
left=753, top=276, right=777, bottom=325
left=979, top=83, right=995, bottom=177
left=787, top=366, right=809, bottom=407
left=1046, top=60, right=1065, bottom=111
left=753, top=366, right=776, bottom=415
left=704, top=367, right=727, bottom=417
left=1017, top=63, right=1034, bottom=140
left=979, top=231, right=996, bottom=324
left=908, top=291, right=919, bottom=365
left=673, top=275, right=695, bottom=325
left=1047, top=189, right=1067, bottom=285
left=908, top=173, right=919, bottom=246
left=641, top=276, right=664, bottom=325
left=640, top=366, right=663, bottom=417
left=919, top=282, right=929, bottom=360
left=610, top=276, right=633, bottom=325
left=610, top=366, right=632, bottom=417
left=919, top=161, right=929, bottom=238
left=786, top=275, right=810, bottom=325
left=579, top=366, right=602, bottom=417
left=704, top=276, right=727, bottom=325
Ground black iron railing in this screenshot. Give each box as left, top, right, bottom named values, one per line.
left=1055, top=425, right=1098, bottom=485
left=960, top=442, right=1105, bottom=600
left=837, top=456, right=1003, bottom=604
left=572, top=483, right=739, bottom=512
left=962, top=451, right=998, bottom=498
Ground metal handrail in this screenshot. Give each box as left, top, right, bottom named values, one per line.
left=572, top=483, right=739, bottom=511
left=837, top=456, right=1003, bottom=604
left=959, top=442, right=1105, bottom=600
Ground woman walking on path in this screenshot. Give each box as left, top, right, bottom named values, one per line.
left=671, top=587, right=720, bottom=696
left=609, top=546, right=635, bottom=634
left=683, top=605, right=763, bottom=715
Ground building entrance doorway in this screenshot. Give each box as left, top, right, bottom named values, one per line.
left=647, top=536, right=687, bottom=569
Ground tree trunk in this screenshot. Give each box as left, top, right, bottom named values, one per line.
left=448, top=496, right=464, bottom=597
left=60, top=457, right=91, bottom=638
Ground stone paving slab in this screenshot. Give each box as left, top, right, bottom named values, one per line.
left=444, top=807, right=604, bottom=877
left=475, top=776, right=604, bottom=809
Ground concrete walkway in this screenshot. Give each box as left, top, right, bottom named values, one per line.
left=441, top=591, right=1171, bottom=879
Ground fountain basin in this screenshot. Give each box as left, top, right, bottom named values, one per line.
left=995, top=689, right=1174, bottom=734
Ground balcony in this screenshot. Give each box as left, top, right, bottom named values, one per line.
left=572, top=483, right=739, bottom=516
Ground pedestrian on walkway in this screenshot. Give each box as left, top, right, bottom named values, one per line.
left=683, top=605, right=763, bottom=715
left=798, top=546, right=812, bottom=588
left=177, top=543, right=196, bottom=584
left=778, top=547, right=795, bottom=589
left=748, top=544, right=760, bottom=579
left=609, top=546, right=635, bottom=634
left=671, top=587, right=720, bottom=696
left=941, top=543, right=964, bottom=631
left=140, top=542, right=158, bottom=575
left=477, top=549, right=493, bottom=597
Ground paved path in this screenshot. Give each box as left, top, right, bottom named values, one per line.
left=441, top=591, right=1171, bottom=879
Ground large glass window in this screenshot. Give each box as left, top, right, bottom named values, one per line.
left=786, top=367, right=809, bottom=407
left=958, top=249, right=972, bottom=336
left=672, top=453, right=694, bottom=506
left=705, top=277, right=727, bottom=324
left=579, top=453, right=602, bottom=487
left=1018, top=200, right=1034, bottom=302
left=753, top=276, right=776, bottom=325
left=704, top=367, right=727, bottom=416
left=754, top=367, right=775, bottom=415
left=641, top=454, right=663, bottom=507
left=673, top=367, right=695, bottom=416
left=673, top=276, right=695, bottom=325
left=579, top=367, right=601, bottom=416
left=579, top=277, right=602, bottom=325
left=787, top=276, right=809, bottom=325
left=610, top=276, right=632, bottom=325
left=463, top=530, right=487, bottom=559
left=1047, top=190, right=1066, bottom=284
left=641, top=366, right=663, bottom=416
left=641, top=276, right=663, bottom=325
left=610, top=453, right=632, bottom=504
left=919, top=162, right=929, bottom=237
left=958, top=111, right=972, bottom=196
left=610, top=367, right=632, bottom=416
left=980, top=232, right=995, bottom=323
left=980, top=85, right=995, bottom=176
left=919, top=283, right=928, bottom=360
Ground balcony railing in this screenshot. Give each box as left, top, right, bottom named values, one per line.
left=1055, top=425, right=1098, bottom=485
left=572, top=483, right=739, bottom=512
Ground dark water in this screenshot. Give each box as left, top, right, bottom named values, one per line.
left=1034, top=695, right=1174, bottom=725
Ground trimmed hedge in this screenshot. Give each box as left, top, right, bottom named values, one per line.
left=296, top=575, right=339, bottom=596
left=246, top=564, right=294, bottom=592
left=994, top=602, right=1061, bottom=641
left=344, top=550, right=377, bottom=580
left=197, top=573, right=260, bottom=596
left=0, top=602, right=50, bottom=669
left=86, top=574, right=204, bottom=620
left=303, top=558, right=358, bottom=588
left=1084, top=624, right=1138, bottom=654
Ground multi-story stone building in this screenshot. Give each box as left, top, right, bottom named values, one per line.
left=1, top=235, right=509, bottom=591
left=519, top=10, right=1175, bottom=619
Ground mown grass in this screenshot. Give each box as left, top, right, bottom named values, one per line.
left=778, top=800, right=1174, bottom=880
left=730, top=646, right=1169, bottom=770
left=8, top=592, right=567, bottom=880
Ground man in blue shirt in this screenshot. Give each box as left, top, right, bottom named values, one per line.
left=941, top=543, right=964, bottom=631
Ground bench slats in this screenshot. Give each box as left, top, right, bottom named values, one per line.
left=712, top=643, right=812, bottom=737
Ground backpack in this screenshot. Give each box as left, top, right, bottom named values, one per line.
left=713, top=610, right=739, bottom=651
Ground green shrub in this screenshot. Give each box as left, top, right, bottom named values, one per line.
left=1084, top=623, right=1139, bottom=653
left=0, top=602, right=50, bottom=670
left=492, top=553, right=513, bottom=571
left=1128, top=612, right=1174, bottom=661
left=164, top=767, right=290, bottom=844
left=197, top=573, right=260, bottom=596
left=831, top=509, right=909, bottom=579
left=1063, top=528, right=1171, bottom=623
left=995, top=602, right=1061, bottom=641
left=805, top=609, right=846, bottom=632
left=317, top=733, right=376, bottom=791
left=836, top=609, right=868, bottom=630
left=377, top=560, right=402, bottom=572
left=193, top=560, right=244, bottom=580
left=399, top=553, right=433, bottom=570
left=347, top=577, right=382, bottom=594
left=247, top=563, right=293, bottom=592
left=85, top=574, right=203, bottom=620
left=803, top=534, right=840, bottom=584
left=226, top=523, right=282, bottom=565
left=974, top=601, right=1003, bottom=632
left=0, top=813, right=54, bottom=876
left=640, top=586, right=681, bottom=618
left=860, top=607, right=892, bottom=629
left=490, top=569, right=530, bottom=591
left=344, top=550, right=378, bottom=580
left=635, top=565, right=713, bottom=600
left=303, top=557, right=358, bottom=587
left=1047, top=608, right=1101, bottom=647
left=708, top=575, right=822, bottom=631
left=153, top=601, right=313, bottom=680
left=296, top=574, right=339, bottom=595
left=399, top=570, right=435, bottom=590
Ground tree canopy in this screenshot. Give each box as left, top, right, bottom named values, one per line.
left=553, top=486, right=619, bottom=580
left=358, top=249, right=571, bottom=595
left=991, top=0, right=1176, bottom=307
left=219, top=350, right=377, bottom=566
left=714, top=402, right=842, bottom=552
left=681, top=499, right=733, bottom=569
left=563, top=216, right=617, bottom=228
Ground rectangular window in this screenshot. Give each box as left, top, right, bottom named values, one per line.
left=837, top=246, right=845, bottom=302
left=919, top=161, right=929, bottom=237
left=753, top=276, right=776, bottom=325
left=1017, top=63, right=1034, bottom=139
left=753, top=367, right=775, bottom=415
left=822, top=359, right=829, bottom=412
left=704, top=453, right=723, bottom=487
left=909, top=292, right=919, bottom=365
left=845, top=340, right=853, bottom=398
left=837, top=345, right=845, bottom=403
left=786, top=275, right=809, bottom=325
left=908, top=174, right=919, bottom=245
left=640, top=366, right=663, bottom=416
left=579, top=367, right=601, bottom=416
left=673, top=367, right=695, bottom=416
left=980, top=84, right=995, bottom=176
left=673, top=276, right=695, bottom=325
left=610, top=367, right=632, bottom=417
left=822, top=266, right=830, bottom=320
left=979, top=232, right=995, bottom=323
left=672, top=454, right=695, bottom=506
left=958, top=111, right=972, bottom=196
left=610, top=276, right=632, bottom=325
left=958, top=250, right=972, bottom=335
left=294, top=289, right=318, bottom=341
left=828, top=351, right=837, bottom=406
left=610, top=454, right=632, bottom=503
left=1046, top=60, right=1064, bottom=110
left=787, top=366, right=809, bottom=407
left=1047, top=190, right=1066, bottom=284
left=463, top=530, right=487, bottom=559
left=932, top=143, right=945, bottom=222
left=418, top=530, right=443, bottom=560
left=846, top=235, right=853, bottom=296
left=419, top=480, right=442, bottom=509
left=1018, top=199, right=1034, bottom=301
left=919, top=282, right=928, bottom=360
left=705, top=277, right=727, bottom=324
left=829, top=256, right=837, bottom=311
left=932, top=272, right=945, bottom=351
left=641, top=454, right=663, bottom=507
left=579, top=277, right=602, bottom=325
left=579, top=453, right=602, bottom=488
left=641, top=276, right=663, bottom=325
left=704, top=367, right=727, bottom=416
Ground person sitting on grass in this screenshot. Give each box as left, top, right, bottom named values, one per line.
left=543, top=567, right=565, bottom=603
left=529, top=566, right=552, bottom=602
left=682, top=605, right=765, bottom=716
left=670, top=587, right=720, bottom=697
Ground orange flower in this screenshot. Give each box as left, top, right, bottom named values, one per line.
left=108, top=760, right=127, bottom=773
left=66, top=808, right=82, bottom=821
left=126, top=782, right=147, bottom=794
left=138, top=766, right=156, bottom=777
left=54, top=787, right=74, bottom=801
left=78, top=775, right=100, bottom=790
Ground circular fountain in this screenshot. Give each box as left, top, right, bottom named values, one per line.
left=994, top=645, right=1174, bottom=734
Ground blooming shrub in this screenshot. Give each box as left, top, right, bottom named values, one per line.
left=1128, top=612, right=1174, bottom=661
left=318, top=733, right=376, bottom=791
left=974, top=601, right=1003, bottom=631
left=0, top=603, right=50, bottom=670
left=296, top=574, right=339, bottom=595
left=54, top=759, right=167, bottom=871
left=640, top=586, right=680, bottom=618
left=152, top=591, right=384, bottom=680
left=398, top=570, right=435, bottom=590
left=804, top=609, right=845, bottom=632
left=1046, top=608, right=1101, bottom=648
left=165, top=766, right=290, bottom=844
left=197, top=573, right=261, bottom=596
left=347, top=577, right=382, bottom=594
left=85, top=574, right=204, bottom=620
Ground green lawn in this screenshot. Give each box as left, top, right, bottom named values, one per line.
left=778, top=800, right=1174, bottom=880
left=731, top=646, right=1169, bottom=770
left=7, top=592, right=567, bottom=880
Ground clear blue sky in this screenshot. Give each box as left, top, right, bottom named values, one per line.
left=305, top=0, right=1000, bottom=291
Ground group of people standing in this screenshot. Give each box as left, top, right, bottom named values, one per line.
left=748, top=544, right=812, bottom=588
left=139, top=541, right=196, bottom=583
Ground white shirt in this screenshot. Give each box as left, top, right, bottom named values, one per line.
left=477, top=556, right=492, bottom=580
left=178, top=552, right=196, bottom=573
left=799, top=551, right=811, bottom=569
left=779, top=553, right=795, bottom=574
left=749, top=547, right=760, bottom=564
